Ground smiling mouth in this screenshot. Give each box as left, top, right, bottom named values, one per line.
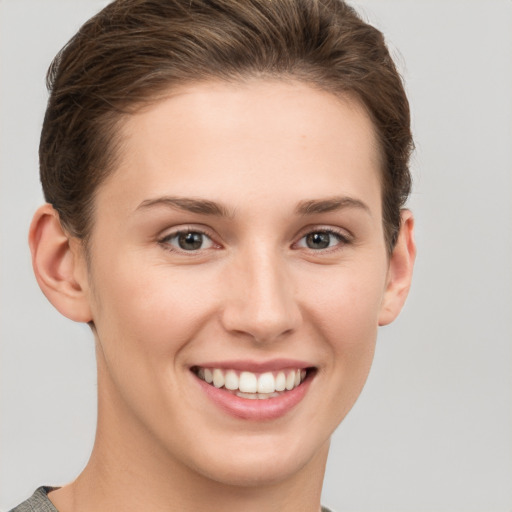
left=191, top=366, right=313, bottom=399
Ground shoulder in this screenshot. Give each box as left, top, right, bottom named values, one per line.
left=9, top=489, right=333, bottom=512
left=8, top=487, right=59, bottom=512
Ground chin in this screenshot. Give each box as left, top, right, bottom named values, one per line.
left=181, top=429, right=330, bottom=488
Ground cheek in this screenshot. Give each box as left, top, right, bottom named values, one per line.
left=89, top=254, right=219, bottom=359
left=290, top=262, right=387, bottom=433
left=301, top=261, right=387, bottom=347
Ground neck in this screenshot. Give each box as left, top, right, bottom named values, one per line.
left=51, top=433, right=329, bottom=512
left=49, top=356, right=329, bottom=512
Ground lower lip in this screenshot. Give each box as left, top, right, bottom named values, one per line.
left=194, top=372, right=313, bottom=421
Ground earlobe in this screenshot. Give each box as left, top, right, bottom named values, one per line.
left=29, top=204, right=92, bottom=323
left=378, top=210, right=416, bottom=326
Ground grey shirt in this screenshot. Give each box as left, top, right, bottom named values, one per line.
left=10, top=487, right=335, bottom=511
left=9, top=488, right=58, bottom=512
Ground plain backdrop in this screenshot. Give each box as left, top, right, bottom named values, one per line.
left=1, top=1, right=511, bottom=510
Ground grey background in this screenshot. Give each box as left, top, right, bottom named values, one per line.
left=1, top=0, right=511, bottom=510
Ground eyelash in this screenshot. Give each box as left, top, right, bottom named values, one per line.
left=158, top=226, right=351, bottom=254
left=293, top=228, right=351, bottom=252
left=158, top=227, right=217, bottom=254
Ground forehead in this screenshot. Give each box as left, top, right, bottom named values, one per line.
left=97, top=79, right=382, bottom=219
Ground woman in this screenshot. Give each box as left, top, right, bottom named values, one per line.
left=11, top=0, right=415, bottom=510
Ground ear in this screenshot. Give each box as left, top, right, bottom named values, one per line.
left=378, top=210, right=416, bottom=326
left=29, top=204, right=92, bottom=323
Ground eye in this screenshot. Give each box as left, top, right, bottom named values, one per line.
left=160, top=230, right=215, bottom=252
left=296, top=229, right=348, bottom=250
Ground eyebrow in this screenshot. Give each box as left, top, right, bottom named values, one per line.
left=136, top=195, right=371, bottom=218
left=136, top=196, right=234, bottom=217
left=295, top=196, right=371, bottom=216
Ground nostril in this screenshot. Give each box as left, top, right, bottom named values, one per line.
left=220, top=302, right=302, bottom=343
left=219, top=257, right=302, bottom=341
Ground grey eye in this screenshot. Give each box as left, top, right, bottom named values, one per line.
left=163, top=231, right=214, bottom=251
left=178, top=232, right=204, bottom=250
left=305, top=232, right=331, bottom=249
left=297, top=230, right=345, bottom=250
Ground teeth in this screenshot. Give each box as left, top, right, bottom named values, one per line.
left=224, top=370, right=239, bottom=391
left=236, top=392, right=258, bottom=399
left=213, top=369, right=224, bottom=388
left=275, top=371, right=286, bottom=391
left=204, top=368, right=213, bottom=384
left=195, top=367, right=308, bottom=397
left=236, top=391, right=284, bottom=399
left=285, top=371, right=295, bottom=390
left=239, top=371, right=258, bottom=393
left=257, top=372, right=275, bottom=393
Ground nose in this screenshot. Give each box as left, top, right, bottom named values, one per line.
left=220, top=248, right=302, bottom=343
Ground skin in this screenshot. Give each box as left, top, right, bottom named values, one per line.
left=30, top=79, right=415, bottom=512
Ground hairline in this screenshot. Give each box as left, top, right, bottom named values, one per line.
left=67, top=75, right=393, bottom=261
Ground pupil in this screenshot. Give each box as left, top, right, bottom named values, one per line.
left=306, top=232, right=330, bottom=249
left=178, top=232, right=203, bottom=250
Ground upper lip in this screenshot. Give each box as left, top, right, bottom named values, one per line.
left=191, top=359, right=314, bottom=373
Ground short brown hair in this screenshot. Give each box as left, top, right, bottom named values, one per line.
left=40, top=0, right=413, bottom=253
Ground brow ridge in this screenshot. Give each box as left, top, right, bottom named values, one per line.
left=137, top=195, right=370, bottom=218
left=296, top=196, right=371, bottom=216
left=137, top=196, right=233, bottom=217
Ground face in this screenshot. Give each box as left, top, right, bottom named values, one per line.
left=82, top=80, right=392, bottom=486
